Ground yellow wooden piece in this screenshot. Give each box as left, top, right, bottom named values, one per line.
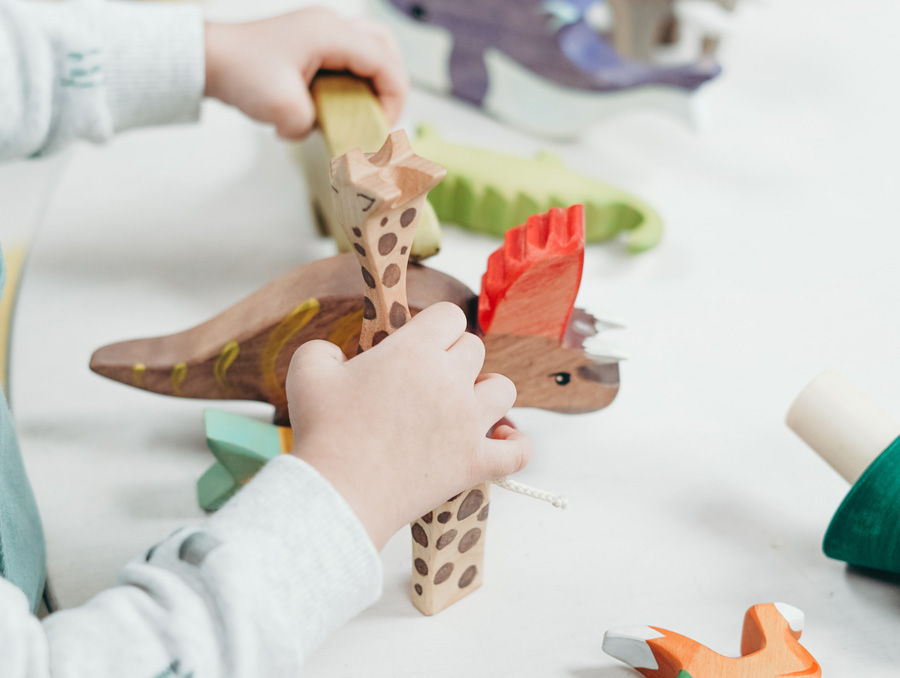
left=0, top=244, right=27, bottom=393
left=278, top=425, right=294, bottom=454
left=213, top=340, right=240, bottom=391
left=260, top=298, right=320, bottom=398
left=132, top=363, right=146, bottom=387
left=327, top=307, right=364, bottom=355
left=295, top=74, right=442, bottom=261
left=171, top=362, right=187, bottom=396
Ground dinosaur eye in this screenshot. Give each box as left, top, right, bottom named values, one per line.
left=552, top=372, right=571, bottom=386
left=409, top=3, right=427, bottom=20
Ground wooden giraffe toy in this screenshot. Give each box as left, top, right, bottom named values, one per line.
left=331, top=132, right=490, bottom=614
left=603, top=603, right=821, bottom=678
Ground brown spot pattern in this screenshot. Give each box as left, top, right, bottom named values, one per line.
left=390, top=302, right=407, bottom=328
left=401, top=246, right=408, bottom=255
left=414, top=584, right=423, bottom=595
left=457, top=490, right=485, bottom=521
left=434, top=563, right=454, bottom=585
left=414, top=558, right=428, bottom=576
left=382, top=264, right=401, bottom=287
left=363, top=297, right=376, bottom=320
left=400, top=208, right=417, bottom=227
left=437, top=512, right=451, bottom=524
left=353, top=243, right=366, bottom=257
left=458, top=566, right=477, bottom=589
left=373, top=330, right=388, bottom=346
left=422, top=511, right=433, bottom=524
left=380, top=217, right=388, bottom=226
left=449, top=493, right=462, bottom=502
left=458, top=528, right=482, bottom=553
left=411, top=523, right=428, bottom=548
left=477, top=504, right=490, bottom=521
left=436, top=529, right=458, bottom=550
left=352, top=227, right=362, bottom=237
left=361, top=268, right=376, bottom=289
left=378, top=233, right=398, bottom=255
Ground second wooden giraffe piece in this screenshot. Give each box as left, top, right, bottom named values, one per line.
left=331, top=130, right=490, bottom=615
left=603, top=603, right=821, bottom=678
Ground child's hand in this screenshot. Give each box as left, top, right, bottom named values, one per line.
left=286, top=303, right=532, bottom=550
left=204, top=8, right=409, bottom=139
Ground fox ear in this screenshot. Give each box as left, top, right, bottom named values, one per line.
left=478, top=205, right=585, bottom=339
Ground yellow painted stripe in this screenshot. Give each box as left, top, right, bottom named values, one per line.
left=132, top=363, right=146, bottom=387
left=171, top=362, right=187, bottom=396
left=0, top=244, right=27, bottom=393
left=327, top=307, right=364, bottom=354
left=214, top=340, right=240, bottom=390
left=278, top=425, right=294, bottom=454
left=261, top=298, right=320, bottom=397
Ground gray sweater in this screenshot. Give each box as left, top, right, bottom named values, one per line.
left=0, top=2, right=383, bottom=675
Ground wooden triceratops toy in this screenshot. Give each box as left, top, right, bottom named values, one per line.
left=90, top=198, right=620, bottom=423
left=91, top=131, right=621, bottom=615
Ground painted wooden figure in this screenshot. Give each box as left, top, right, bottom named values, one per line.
left=603, top=602, right=821, bottom=678
left=788, top=370, right=900, bottom=575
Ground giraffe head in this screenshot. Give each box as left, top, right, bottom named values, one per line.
left=330, top=129, right=445, bottom=241
left=478, top=205, right=620, bottom=413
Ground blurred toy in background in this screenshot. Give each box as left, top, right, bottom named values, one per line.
left=295, top=74, right=443, bottom=261
left=371, top=0, right=736, bottom=137
left=415, top=125, right=662, bottom=252
left=603, top=603, right=821, bottom=678
left=788, top=371, right=900, bottom=577
left=296, top=75, right=664, bottom=252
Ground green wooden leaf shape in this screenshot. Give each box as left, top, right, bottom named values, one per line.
left=413, top=125, right=662, bottom=253
left=198, top=409, right=283, bottom=511
left=824, top=435, right=900, bottom=574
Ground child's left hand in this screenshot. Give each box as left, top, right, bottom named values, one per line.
left=204, top=7, right=409, bottom=139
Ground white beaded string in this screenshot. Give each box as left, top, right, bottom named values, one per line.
left=492, top=477, right=568, bottom=509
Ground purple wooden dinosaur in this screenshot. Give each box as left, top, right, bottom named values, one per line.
left=380, top=0, right=720, bottom=106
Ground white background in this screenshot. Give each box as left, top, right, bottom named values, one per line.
left=4, top=0, right=900, bottom=675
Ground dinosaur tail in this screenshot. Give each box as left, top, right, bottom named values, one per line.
left=90, top=332, right=233, bottom=400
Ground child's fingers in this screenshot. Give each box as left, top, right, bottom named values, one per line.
left=447, top=331, right=486, bottom=378
left=291, top=339, right=348, bottom=369
left=318, top=26, right=409, bottom=126
left=477, top=427, right=533, bottom=480
left=397, top=302, right=468, bottom=351
left=269, top=86, right=317, bottom=140
left=473, top=374, right=517, bottom=426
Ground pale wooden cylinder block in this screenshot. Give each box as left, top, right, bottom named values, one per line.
left=787, top=370, right=900, bottom=484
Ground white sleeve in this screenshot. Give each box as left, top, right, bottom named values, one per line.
left=0, top=0, right=205, bottom=161
left=0, top=455, right=383, bottom=677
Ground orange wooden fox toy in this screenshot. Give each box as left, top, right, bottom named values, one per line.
left=603, top=603, right=821, bottom=678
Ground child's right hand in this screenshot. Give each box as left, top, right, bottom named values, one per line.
left=286, top=302, right=533, bottom=551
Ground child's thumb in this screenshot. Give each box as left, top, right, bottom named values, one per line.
left=271, top=87, right=316, bottom=140
left=479, top=426, right=533, bottom=480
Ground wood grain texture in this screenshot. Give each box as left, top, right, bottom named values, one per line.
left=296, top=73, right=442, bottom=261
left=603, top=603, right=821, bottom=678
left=91, top=205, right=622, bottom=423
left=330, top=130, right=445, bottom=349
left=90, top=255, right=472, bottom=424
left=410, top=484, right=490, bottom=615
left=330, top=132, right=487, bottom=615
left=824, top=435, right=900, bottom=574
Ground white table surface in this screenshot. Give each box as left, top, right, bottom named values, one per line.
left=6, top=0, right=900, bottom=675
